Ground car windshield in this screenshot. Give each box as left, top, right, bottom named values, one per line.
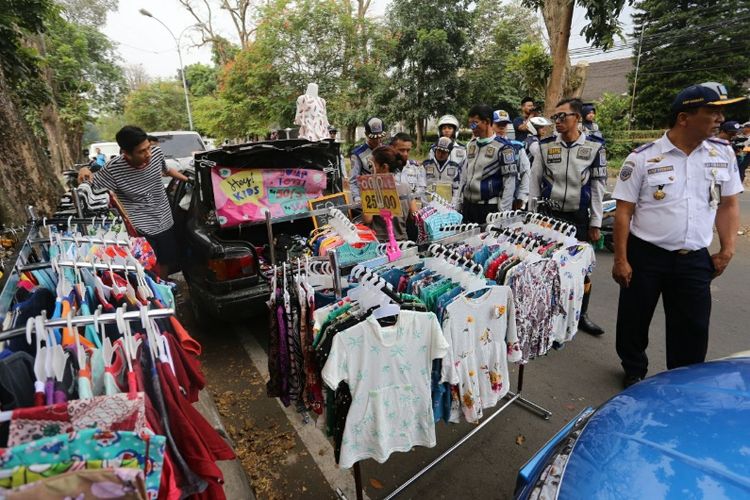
left=156, top=134, right=205, bottom=158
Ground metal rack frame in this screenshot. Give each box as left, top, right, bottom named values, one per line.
left=324, top=226, right=554, bottom=500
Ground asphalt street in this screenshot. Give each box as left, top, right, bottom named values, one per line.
left=190, top=190, right=750, bottom=500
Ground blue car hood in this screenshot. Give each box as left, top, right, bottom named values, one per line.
left=560, top=358, right=750, bottom=500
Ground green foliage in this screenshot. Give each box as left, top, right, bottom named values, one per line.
left=44, top=14, right=126, bottom=127
left=94, top=113, right=127, bottom=141
left=192, top=95, right=235, bottom=138
left=507, top=43, right=552, bottom=100
left=57, top=0, right=118, bottom=26
left=631, top=0, right=750, bottom=128
left=214, top=0, right=387, bottom=138
left=0, top=0, right=52, bottom=105
left=464, top=0, right=541, bottom=114
left=382, top=0, right=473, bottom=129
left=124, top=81, right=190, bottom=131
left=183, top=63, right=218, bottom=97
left=595, top=92, right=630, bottom=135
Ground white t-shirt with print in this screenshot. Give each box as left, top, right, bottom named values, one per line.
left=440, top=286, right=522, bottom=423
left=551, top=243, right=596, bottom=343
left=322, top=310, right=448, bottom=469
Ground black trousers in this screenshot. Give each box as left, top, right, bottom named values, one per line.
left=549, top=209, right=590, bottom=242
left=463, top=201, right=498, bottom=225
left=616, top=235, right=714, bottom=377
left=141, top=226, right=179, bottom=275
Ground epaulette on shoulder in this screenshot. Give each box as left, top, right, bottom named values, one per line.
left=586, top=134, right=605, bottom=144
left=539, top=136, right=557, bottom=145
left=422, top=158, right=436, bottom=166
left=708, top=137, right=730, bottom=146
left=352, top=143, right=369, bottom=155
left=633, top=142, right=655, bottom=153
left=492, top=136, right=510, bottom=146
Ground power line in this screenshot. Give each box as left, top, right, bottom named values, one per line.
left=569, top=13, right=750, bottom=58
left=638, top=63, right=750, bottom=76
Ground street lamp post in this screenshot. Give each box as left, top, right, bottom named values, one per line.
left=139, top=8, right=194, bottom=131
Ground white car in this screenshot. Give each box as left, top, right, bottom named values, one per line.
left=150, top=131, right=207, bottom=185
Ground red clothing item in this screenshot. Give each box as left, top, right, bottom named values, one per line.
left=156, top=361, right=234, bottom=500
left=163, top=333, right=204, bottom=404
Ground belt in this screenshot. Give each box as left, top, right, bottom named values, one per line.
left=675, top=248, right=699, bottom=255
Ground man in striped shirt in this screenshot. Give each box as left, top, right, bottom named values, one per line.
left=78, top=126, right=187, bottom=276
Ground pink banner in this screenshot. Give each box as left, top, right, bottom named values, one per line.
left=211, top=167, right=327, bottom=226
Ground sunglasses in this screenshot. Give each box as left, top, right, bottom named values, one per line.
left=550, top=112, right=578, bottom=122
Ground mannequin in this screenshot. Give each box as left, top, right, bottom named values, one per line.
left=295, top=82, right=329, bottom=141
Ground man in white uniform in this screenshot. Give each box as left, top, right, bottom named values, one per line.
left=611, top=82, right=744, bottom=388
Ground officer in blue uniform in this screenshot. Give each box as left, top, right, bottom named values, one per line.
left=530, top=98, right=607, bottom=336
left=456, top=104, right=518, bottom=223
left=349, top=117, right=387, bottom=201
left=612, top=82, right=745, bottom=388
left=493, top=109, right=530, bottom=210
left=422, top=137, right=464, bottom=205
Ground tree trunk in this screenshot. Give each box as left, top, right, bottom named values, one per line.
left=415, top=119, right=424, bottom=151
left=542, top=0, right=575, bottom=115
left=0, top=68, right=63, bottom=226
left=565, top=62, right=588, bottom=98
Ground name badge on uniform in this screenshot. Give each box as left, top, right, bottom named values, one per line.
left=468, top=144, right=477, bottom=158
left=447, top=166, right=457, bottom=178
left=647, top=165, right=674, bottom=175
left=547, top=146, right=561, bottom=164
left=576, top=147, right=592, bottom=160
left=704, top=162, right=728, bottom=169
left=486, top=146, right=497, bottom=158
left=502, top=148, right=514, bottom=163
left=426, top=165, right=435, bottom=176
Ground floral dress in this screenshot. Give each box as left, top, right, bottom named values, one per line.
left=440, top=286, right=522, bottom=423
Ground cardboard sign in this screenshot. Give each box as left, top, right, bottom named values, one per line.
left=307, top=192, right=351, bottom=228
left=211, top=167, right=327, bottom=226
left=357, top=174, right=403, bottom=217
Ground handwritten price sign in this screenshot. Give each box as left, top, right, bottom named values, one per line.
left=357, top=174, right=403, bottom=217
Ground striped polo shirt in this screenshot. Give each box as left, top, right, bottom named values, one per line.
left=92, top=146, right=173, bottom=235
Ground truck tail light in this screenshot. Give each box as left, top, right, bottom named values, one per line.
left=208, top=253, right=256, bottom=281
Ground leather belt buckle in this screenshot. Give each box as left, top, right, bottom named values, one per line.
left=676, top=249, right=691, bottom=255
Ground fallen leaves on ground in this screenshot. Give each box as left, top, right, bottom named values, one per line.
left=212, top=379, right=295, bottom=499
left=370, top=478, right=384, bottom=489
left=515, top=434, right=526, bottom=446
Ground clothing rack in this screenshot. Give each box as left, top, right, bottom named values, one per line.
left=381, top=247, right=553, bottom=498
left=0, top=308, right=176, bottom=342
left=427, top=243, right=484, bottom=275
left=27, top=236, right=131, bottom=247
left=18, top=261, right=142, bottom=273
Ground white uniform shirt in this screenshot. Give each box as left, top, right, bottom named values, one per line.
left=612, top=133, right=744, bottom=251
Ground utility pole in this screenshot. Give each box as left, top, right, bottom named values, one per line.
left=629, top=24, right=646, bottom=131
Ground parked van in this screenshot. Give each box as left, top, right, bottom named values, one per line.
left=87, top=141, right=120, bottom=161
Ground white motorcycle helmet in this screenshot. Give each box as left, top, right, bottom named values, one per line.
left=437, top=114, right=460, bottom=135
left=527, top=116, right=553, bottom=137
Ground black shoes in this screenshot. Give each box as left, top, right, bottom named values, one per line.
left=579, top=314, right=605, bottom=336
left=623, top=374, right=644, bottom=389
